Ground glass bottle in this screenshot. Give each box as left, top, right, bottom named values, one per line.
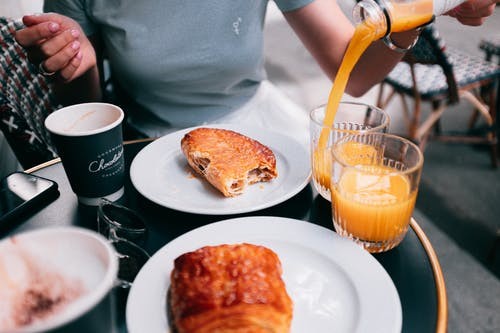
left=353, top=0, right=466, bottom=37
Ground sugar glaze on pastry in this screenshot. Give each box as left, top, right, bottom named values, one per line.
left=180, top=128, right=278, bottom=197
left=169, top=243, right=293, bottom=333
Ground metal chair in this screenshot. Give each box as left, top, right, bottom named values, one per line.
left=377, top=25, right=500, bottom=167
left=0, top=17, right=61, bottom=169
left=479, top=36, right=500, bottom=64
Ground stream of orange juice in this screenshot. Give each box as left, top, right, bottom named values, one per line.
left=313, top=20, right=382, bottom=191
left=318, top=21, right=381, bottom=150
left=318, top=0, right=434, bottom=148
left=332, top=164, right=417, bottom=242
left=314, top=1, right=433, bottom=190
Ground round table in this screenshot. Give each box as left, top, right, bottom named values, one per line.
left=3, top=139, right=447, bottom=333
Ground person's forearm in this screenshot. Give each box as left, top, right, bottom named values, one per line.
left=283, top=0, right=422, bottom=98
left=346, top=29, right=421, bottom=97
left=53, top=64, right=102, bottom=106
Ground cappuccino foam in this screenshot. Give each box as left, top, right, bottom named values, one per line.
left=0, top=238, right=85, bottom=331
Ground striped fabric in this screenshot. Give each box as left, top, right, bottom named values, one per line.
left=0, top=17, right=61, bottom=169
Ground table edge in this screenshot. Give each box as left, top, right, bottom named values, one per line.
left=410, top=218, right=448, bottom=333
left=25, top=158, right=61, bottom=173
left=24, top=139, right=156, bottom=174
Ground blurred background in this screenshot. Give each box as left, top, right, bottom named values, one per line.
left=1, top=1, right=499, bottom=331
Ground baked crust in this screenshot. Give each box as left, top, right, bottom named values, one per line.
left=169, top=244, right=293, bottom=333
left=180, top=128, right=278, bottom=197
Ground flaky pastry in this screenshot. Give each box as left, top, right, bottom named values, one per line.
left=180, top=128, right=278, bottom=197
left=169, top=243, right=293, bottom=333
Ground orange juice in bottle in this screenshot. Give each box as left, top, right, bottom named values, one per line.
left=352, top=0, right=467, bottom=35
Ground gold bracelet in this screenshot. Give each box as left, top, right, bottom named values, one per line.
left=383, top=34, right=420, bottom=53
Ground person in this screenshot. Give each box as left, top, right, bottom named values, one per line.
left=14, top=0, right=498, bottom=142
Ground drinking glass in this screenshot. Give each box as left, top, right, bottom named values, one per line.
left=310, top=102, right=390, bottom=201
left=98, top=198, right=147, bottom=247
left=97, top=199, right=150, bottom=323
left=97, top=199, right=150, bottom=285
left=331, top=132, right=424, bottom=253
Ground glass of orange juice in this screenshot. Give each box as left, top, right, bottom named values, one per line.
left=331, top=132, right=423, bottom=253
left=310, top=102, right=390, bottom=201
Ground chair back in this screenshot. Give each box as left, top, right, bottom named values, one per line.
left=0, top=17, right=61, bottom=169
left=402, top=25, right=459, bottom=104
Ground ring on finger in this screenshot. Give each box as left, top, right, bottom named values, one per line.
left=38, top=61, right=56, bottom=76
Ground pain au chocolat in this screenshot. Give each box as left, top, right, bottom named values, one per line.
left=180, top=127, right=278, bottom=197
left=169, top=243, right=293, bottom=333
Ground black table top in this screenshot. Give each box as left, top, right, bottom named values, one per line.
left=1, top=140, right=447, bottom=333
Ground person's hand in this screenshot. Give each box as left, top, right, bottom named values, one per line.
left=446, top=0, right=499, bottom=26
left=14, top=13, right=96, bottom=82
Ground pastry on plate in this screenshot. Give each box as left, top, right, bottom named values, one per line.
left=169, top=243, right=293, bottom=332
left=180, top=127, right=278, bottom=197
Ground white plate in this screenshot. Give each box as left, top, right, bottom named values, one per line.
left=130, top=124, right=311, bottom=215
left=126, top=216, right=402, bottom=333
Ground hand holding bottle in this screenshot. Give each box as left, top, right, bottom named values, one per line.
left=446, top=0, right=499, bottom=26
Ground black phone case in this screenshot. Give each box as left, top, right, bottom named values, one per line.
left=0, top=172, right=60, bottom=228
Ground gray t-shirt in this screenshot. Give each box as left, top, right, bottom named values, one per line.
left=44, top=0, right=314, bottom=133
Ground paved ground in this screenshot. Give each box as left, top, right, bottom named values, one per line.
left=264, top=3, right=500, bottom=331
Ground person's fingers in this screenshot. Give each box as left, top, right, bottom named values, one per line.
left=22, top=13, right=69, bottom=27
left=455, top=16, right=487, bottom=26
left=468, top=0, right=499, bottom=10
left=20, top=28, right=79, bottom=69
left=14, top=21, right=60, bottom=47
left=39, top=28, right=80, bottom=57
left=456, top=2, right=496, bottom=18
left=42, top=40, right=81, bottom=74
left=58, top=51, right=83, bottom=82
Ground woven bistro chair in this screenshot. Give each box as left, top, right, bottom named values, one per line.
left=0, top=17, right=61, bottom=169
left=377, top=25, right=500, bottom=167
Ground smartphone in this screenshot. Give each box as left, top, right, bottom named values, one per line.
left=0, top=172, right=59, bottom=227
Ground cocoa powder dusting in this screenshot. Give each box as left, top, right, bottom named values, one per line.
left=12, top=270, right=84, bottom=328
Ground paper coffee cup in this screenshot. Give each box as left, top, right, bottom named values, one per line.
left=45, top=103, right=125, bottom=205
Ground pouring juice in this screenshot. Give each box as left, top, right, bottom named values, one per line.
left=318, top=0, right=466, bottom=146
left=313, top=0, right=462, bottom=250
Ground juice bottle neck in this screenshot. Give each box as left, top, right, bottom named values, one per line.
left=352, top=0, right=392, bottom=38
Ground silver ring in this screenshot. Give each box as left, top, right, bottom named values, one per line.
left=38, top=61, right=56, bottom=76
